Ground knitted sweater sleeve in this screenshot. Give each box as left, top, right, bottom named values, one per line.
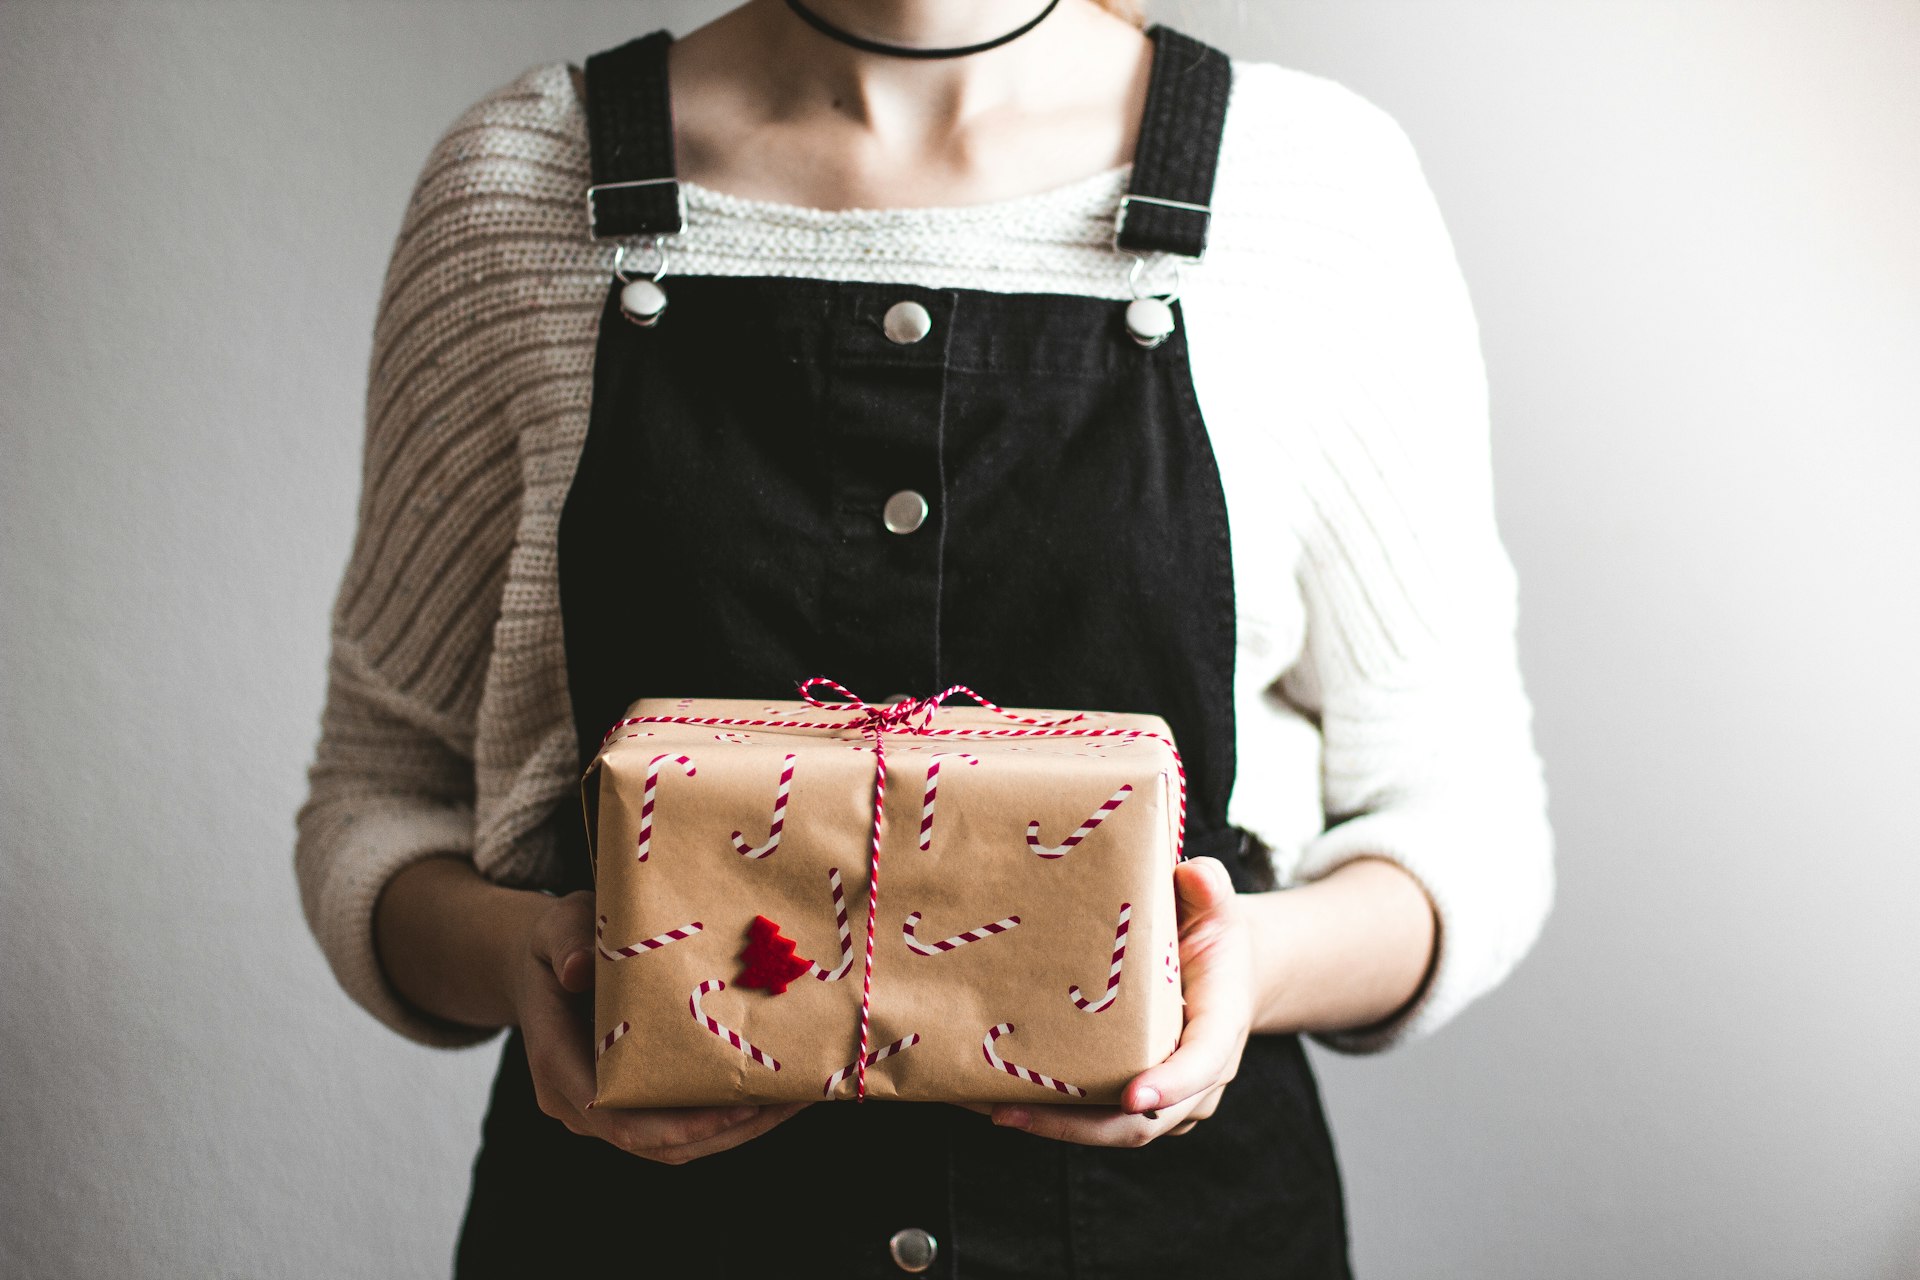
left=294, top=78, right=541, bottom=1048
left=1256, top=85, right=1556, bottom=1052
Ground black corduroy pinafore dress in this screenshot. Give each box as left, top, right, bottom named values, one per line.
left=453, top=25, right=1351, bottom=1279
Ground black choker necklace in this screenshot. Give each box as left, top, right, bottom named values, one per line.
left=783, top=0, right=1062, bottom=60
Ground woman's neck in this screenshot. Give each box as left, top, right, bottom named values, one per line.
left=669, top=0, right=1151, bottom=209
left=754, top=0, right=1117, bottom=128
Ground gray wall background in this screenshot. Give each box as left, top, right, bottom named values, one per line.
left=3, top=1, right=1916, bottom=1276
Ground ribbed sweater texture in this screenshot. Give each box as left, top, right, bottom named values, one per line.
left=296, top=56, right=1555, bottom=1054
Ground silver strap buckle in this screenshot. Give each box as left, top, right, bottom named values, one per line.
left=585, top=176, right=687, bottom=237
left=1112, top=194, right=1211, bottom=263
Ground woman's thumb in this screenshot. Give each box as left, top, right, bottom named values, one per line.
left=541, top=895, right=597, bottom=993
left=554, top=941, right=594, bottom=993
left=1175, top=855, right=1235, bottom=916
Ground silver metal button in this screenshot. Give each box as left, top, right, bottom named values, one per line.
left=883, top=300, right=933, bottom=344
left=883, top=489, right=929, bottom=535
left=619, top=278, right=668, bottom=327
left=888, top=1227, right=938, bottom=1273
left=1124, top=297, right=1175, bottom=348
left=884, top=693, right=913, bottom=706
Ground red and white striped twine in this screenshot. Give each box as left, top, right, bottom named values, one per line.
left=1027, top=783, right=1134, bottom=859
left=805, top=867, right=855, bottom=983
left=822, top=1032, right=922, bottom=1096
left=981, top=1022, right=1086, bottom=1098
left=595, top=678, right=1187, bottom=1098
left=917, top=751, right=978, bottom=852
left=852, top=729, right=887, bottom=1097
left=730, top=752, right=796, bottom=859
left=689, top=979, right=781, bottom=1072
left=635, top=753, right=696, bottom=862
left=902, top=911, right=1022, bottom=956
left=1067, top=902, right=1131, bottom=1013
left=595, top=914, right=703, bottom=960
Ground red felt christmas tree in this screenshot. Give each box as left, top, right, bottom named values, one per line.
left=736, top=915, right=813, bottom=995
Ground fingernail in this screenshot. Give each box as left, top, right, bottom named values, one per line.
left=995, top=1107, right=1032, bottom=1130
left=1131, top=1086, right=1160, bottom=1113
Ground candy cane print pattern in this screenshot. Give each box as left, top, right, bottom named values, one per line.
left=981, top=1023, right=1086, bottom=1098
left=730, top=753, right=796, bottom=859
left=1026, top=783, right=1133, bottom=859
left=596, top=677, right=1192, bottom=1097
left=917, top=752, right=978, bottom=852
left=1068, top=902, right=1131, bottom=1013
left=688, top=979, right=781, bottom=1072
left=595, top=914, right=703, bottom=961
left=902, top=911, right=1021, bottom=956
left=804, top=867, right=855, bottom=982
left=594, top=1020, right=630, bottom=1061
left=635, top=753, right=696, bottom=862
left=821, top=1033, right=922, bottom=1096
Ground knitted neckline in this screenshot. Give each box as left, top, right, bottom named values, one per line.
left=666, top=158, right=1140, bottom=293
left=679, top=161, right=1132, bottom=237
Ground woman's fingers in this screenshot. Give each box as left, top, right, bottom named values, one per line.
left=990, top=1082, right=1227, bottom=1147
left=1123, top=856, right=1252, bottom=1116
left=627, top=1102, right=815, bottom=1165
left=991, top=1093, right=1197, bottom=1147
left=992, top=1102, right=1162, bottom=1146
left=595, top=1103, right=765, bottom=1154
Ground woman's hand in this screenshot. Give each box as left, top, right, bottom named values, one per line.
left=984, top=855, right=1252, bottom=1146
left=373, top=858, right=811, bottom=1164
left=509, top=889, right=812, bottom=1164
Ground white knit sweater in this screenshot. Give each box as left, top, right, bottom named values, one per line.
left=295, top=53, right=1554, bottom=1055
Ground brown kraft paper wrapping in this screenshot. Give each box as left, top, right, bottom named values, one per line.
left=586, top=694, right=1187, bottom=1108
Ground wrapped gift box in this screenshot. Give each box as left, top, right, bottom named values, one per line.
left=583, top=691, right=1186, bottom=1107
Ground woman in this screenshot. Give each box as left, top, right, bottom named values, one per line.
left=296, top=1, right=1555, bottom=1275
